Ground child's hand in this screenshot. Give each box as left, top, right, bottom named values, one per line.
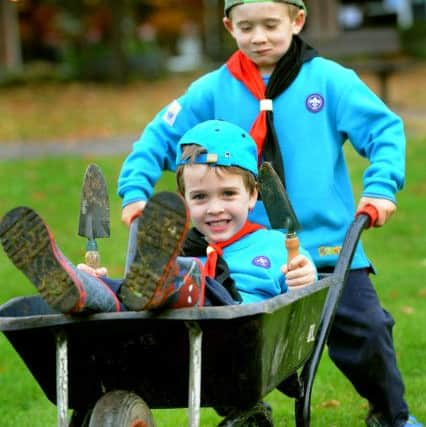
left=357, top=197, right=396, bottom=227
left=77, top=263, right=108, bottom=278
left=281, top=255, right=316, bottom=288
left=121, top=201, right=146, bottom=227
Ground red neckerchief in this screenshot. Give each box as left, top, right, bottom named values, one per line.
left=227, top=50, right=268, bottom=160
left=203, top=220, right=264, bottom=278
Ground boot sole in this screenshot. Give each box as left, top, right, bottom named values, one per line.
left=0, top=207, right=83, bottom=313
left=119, top=192, right=189, bottom=311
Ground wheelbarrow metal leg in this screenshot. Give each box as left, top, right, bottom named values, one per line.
left=186, top=321, right=202, bottom=427
left=55, top=329, right=69, bottom=427
left=295, top=214, right=372, bottom=426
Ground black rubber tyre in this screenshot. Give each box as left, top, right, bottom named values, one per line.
left=88, top=390, right=155, bottom=427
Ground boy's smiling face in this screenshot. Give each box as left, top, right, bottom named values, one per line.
left=223, top=1, right=305, bottom=75
left=183, top=164, right=258, bottom=243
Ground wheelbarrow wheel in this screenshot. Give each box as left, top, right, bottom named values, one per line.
left=88, top=390, right=155, bottom=427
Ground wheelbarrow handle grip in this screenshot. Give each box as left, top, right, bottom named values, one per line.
left=128, top=209, right=143, bottom=225
left=355, top=203, right=379, bottom=229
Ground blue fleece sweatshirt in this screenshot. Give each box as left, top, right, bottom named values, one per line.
left=118, top=56, right=405, bottom=269
left=198, top=228, right=313, bottom=304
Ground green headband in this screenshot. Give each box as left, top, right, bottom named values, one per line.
left=224, top=0, right=306, bottom=16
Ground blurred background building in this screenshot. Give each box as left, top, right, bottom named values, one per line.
left=1, top=0, right=425, bottom=83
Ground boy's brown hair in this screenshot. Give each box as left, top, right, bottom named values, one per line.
left=176, top=145, right=257, bottom=196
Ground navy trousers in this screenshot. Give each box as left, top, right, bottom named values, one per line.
left=102, top=275, right=238, bottom=308
left=326, top=268, right=409, bottom=425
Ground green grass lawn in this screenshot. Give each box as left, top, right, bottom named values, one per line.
left=0, top=135, right=425, bottom=426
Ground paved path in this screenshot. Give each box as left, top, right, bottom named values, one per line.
left=0, top=107, right=424, bottom=161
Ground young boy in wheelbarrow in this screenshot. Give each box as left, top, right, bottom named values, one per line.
left=0, top=120, right=316, bottom=426
left=0, top=119, right=316, bottom=314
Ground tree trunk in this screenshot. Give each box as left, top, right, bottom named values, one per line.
left=107, top=0, right=128, bottom=84
left=202, top=0, right=223, bottom=61
left=304, top=0, right=339, bottom=40
left=0, top=0, right=23, bottom=72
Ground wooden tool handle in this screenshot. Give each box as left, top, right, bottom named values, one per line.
left=285, top=234, right=299, bottom=268
left=85, top=250, right=101, bottom=269
left=85, top=239, right=100, bottom=269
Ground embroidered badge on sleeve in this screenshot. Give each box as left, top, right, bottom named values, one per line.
left=163, top=99, right=182, bottom=126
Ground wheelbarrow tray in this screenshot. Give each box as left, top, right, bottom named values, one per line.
left=0, top=278, right=330, bottom=412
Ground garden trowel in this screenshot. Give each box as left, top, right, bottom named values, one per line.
left=258, top=162, right=301, bottom=266
left=78, top=163, right=110, bottom=269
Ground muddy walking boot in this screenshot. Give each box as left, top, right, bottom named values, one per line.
left=0, top=206, right=121, bottom=313
left=119, top=192, right=205, bottom=311
left=217, top=402, right=274, bottom=427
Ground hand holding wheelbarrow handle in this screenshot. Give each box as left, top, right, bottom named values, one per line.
left=356, top=203, right=379, bottom=229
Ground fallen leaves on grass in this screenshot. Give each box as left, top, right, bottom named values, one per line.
left=389, top=290, right=400, bottom=299
left=0, top=74, right=199, bottom=142
left=319, top=399, right=341, bottom=409
left=418, top=288, right=426, bottom=297
left=401, top=306, right=415, bottom=315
